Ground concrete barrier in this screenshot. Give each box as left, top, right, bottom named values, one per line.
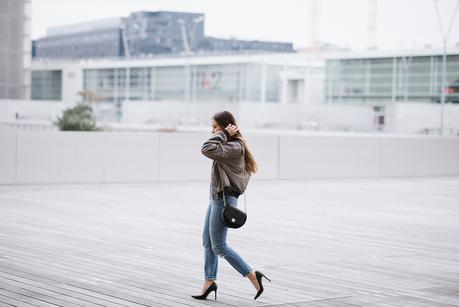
left=15, top=132, right=161, bottom=184
left=379, top=136, right=459, bottom=176
left=279, top=135, right=380, bottom=179
left=0, top=132, right=16, bottom=184
left=0, top=131, right=458, bottom=185
left=158, top=132, right=210, bottom=182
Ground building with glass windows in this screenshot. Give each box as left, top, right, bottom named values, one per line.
left=325, top=48, right=459, bottom=104
left=34, top=11, right=294, bottom=60
left=30, top=52, right=323, bottom=105
left=29, top=48, right=459, bottom=134
left=31, top=48, right=459, bottom=105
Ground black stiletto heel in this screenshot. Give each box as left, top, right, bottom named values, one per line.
left=254, top=271, right=271, bottom=300
left=192, top=282, right=218, bottom=300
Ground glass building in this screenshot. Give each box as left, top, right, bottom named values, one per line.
left=31, top=49, right=459, bottom=108
left=31, top=70, right=62, bottom=100
left=81, top=63, right=294, bottom=103
left=30, top=53, right=319, bottom=104
left=325, top=51, right=459, bottom=104
left=34, top=11, right=294, bottom=60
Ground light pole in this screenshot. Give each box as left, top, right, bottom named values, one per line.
left=401, top=55, right=412, bottom=102
left=433, top=0, right=459, bottom=135
left=120, top=22, right=130, bottom=122
left=119, top=22, right=140, bottom=122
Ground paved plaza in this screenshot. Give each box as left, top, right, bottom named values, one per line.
left=0, top=177, right=458, bottom=306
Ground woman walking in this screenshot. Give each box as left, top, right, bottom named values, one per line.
left=192, top=111, right=271, bottom=301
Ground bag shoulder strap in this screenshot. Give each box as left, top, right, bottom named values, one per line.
left=222, top=158, right=247, bottom=214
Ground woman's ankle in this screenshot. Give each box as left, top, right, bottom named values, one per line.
left=247, top=271, right=260, bottom=290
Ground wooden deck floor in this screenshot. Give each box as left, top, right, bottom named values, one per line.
left=0, top=177, right=458, bottom=306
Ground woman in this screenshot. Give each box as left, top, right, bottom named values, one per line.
left=192, top=111, right=271, bottom=301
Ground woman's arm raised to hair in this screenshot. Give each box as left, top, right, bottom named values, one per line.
left=201, top=130, right=243, bottom=160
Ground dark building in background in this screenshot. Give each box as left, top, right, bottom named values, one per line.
left=34, top=11, right=294, bottom=60
left=31, top=40, right=36, bottom=58
left=35, top=17, right=126, bottom=59
left=200, top=37, right=294, bottom=53
left=123, top=11, right=205, bottom=55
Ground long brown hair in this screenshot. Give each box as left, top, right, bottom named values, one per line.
left=212, top=111, right=257, bottom=175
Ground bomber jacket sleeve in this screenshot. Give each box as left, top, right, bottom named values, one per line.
left=201, top=130, right=243, bottom=160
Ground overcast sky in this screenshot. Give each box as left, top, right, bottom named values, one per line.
left=31, top=0, right=459, bottom=51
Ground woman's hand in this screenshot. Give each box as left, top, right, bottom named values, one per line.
left=225, top=124, right=239, bottom=136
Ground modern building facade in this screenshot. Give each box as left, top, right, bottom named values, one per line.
left=325, top=48, right=459, bottom=104
left=34, top=11, right=294, bottom=60
left=30, top=53, right=323, bottom=105
left=36, top=18, right=126, bottom=59
left=28, top=48, right=459, bottom=134
left=199, top=37, right=294, bottom=53
left=0, top=0, right=31, bottom=99
left=30, top=48, right=459, bottom=105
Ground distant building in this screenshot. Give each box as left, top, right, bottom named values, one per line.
left=30, top=52, right=321, bottom=104
left=0, top=0, right=31, bottom=99
left=29, top=48, right=459, bottom=133
left=325, top=48, right=459, bottom=104
left=199, top=37, right=293, bottom=53
left=34, top=11, right=294, bottom=60
left=30, top=48, right=459, bottom=105
left=36, top=18, right=126, bottom=59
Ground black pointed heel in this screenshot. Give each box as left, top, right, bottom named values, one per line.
left=191, top=282, right=218, bottom=300
left=254, top=271, right=271, bottom=300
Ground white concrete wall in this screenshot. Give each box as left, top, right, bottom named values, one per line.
left=0, top=132, right=16, bottom=184
left=385, top=102, right=459, bottom=134
left=0, top=99, right=75, bottom=121
left=122, top=101, right=237, bottom=127
left=62, top=66, right=83, bottom=103
left=1, top=131, right=458, bottom=185
left=246, top=134, right=279, bottom=180
left=279, top=135, right=380, bottom=179
left=379, top=136, right=459, bottom=176
left=15, top=132, right=161, bottom=184
left=158, top=132, right=210, bottom=182
left=5, top=99, right=459, bottom=135
left=122, top=101, right=375, bottom=131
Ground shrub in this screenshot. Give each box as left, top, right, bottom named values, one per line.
left=55, top=105, right=98, bottom=131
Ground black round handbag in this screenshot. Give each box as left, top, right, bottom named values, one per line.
left=220, top=193, right=247, bottom=229
left=221, top=203, right=247, bottom=229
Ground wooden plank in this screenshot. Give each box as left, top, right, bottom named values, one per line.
left=0, top=177, right=458, bottom=306
left=0, top=287, right=62, bottom=307
left=0, top=292, right=39, bottom=307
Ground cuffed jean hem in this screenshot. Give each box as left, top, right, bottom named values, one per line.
left=242, top=270, right=252, bottom=278
left=222, top=252, right=252, bottom=277
left=239, top=270, right=252, bottom=278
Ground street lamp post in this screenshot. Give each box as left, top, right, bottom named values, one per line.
left=433, top=0, right=459, bottom=135
left=401, top=55, right=412, bottom=102
left=120, top=22, right=130, bottom=122
left=119, top=22, right=140, bottom=122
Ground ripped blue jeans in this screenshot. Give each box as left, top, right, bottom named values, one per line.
left=202, top=196, right=252, bottom=280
